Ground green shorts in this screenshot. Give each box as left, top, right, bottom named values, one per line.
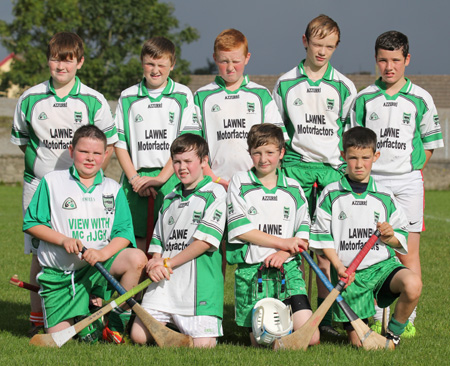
left=282, top=161, right=344, bottom=214
left=38, top=251, right=121, bottom=328
left=234, top=256, right=306, bottom=327
left=330, top=257, right=405, bottom=322
left=122, top=168, right=179, bottom=238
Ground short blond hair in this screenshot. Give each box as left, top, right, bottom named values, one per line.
left=214, top=29, right=248, bottom=56
left=305, top=14, right=340, bottom=45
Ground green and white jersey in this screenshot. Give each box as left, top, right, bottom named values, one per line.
left=309, top=176, right=408, bottom=270
left=23, top=166, right=135, bottom=271
left=227, top=169, right=310, bottom=264
left=182, top=75, right=286, bottom=180
left=143, top=176, right=226, bottom=318
left=114, top=78, right=195, bottom=170
left=11, top=77, right=117, bottom=184
left=349, top=78, right=444, bottom=174
left=273, top=61, right=356, bottom=170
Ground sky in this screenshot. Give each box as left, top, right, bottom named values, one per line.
left=0, top=0, right=448, bottom=75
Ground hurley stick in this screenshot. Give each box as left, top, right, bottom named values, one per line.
left=10, top=274, right=39, bottom=293
left=307, top=181, right=318, bottom=300
left=29, top=278, right=152, bottom=347
left=273, top=229, right=381, bottom=350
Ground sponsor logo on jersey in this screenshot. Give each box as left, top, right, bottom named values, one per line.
left=402, top=113, right=411, bottom=125
left=168, top=216, right=174, bottom=225
left=135, top=114, right=143, bottom=123
left=53, top=102, right=67, bottom=107
left=213, top=209, right=223, bottom=222
left=352, top=201, right=367, bottom=205
left=293, top=98, right=303, bottom=106
left=38, top=112, right=48, bottom=120
left=374, top=211, right=380, bottom=224
left=283, top=206, right=290, bottom=220
left=193, top=113, right=199, bottom=124
left=262, top=196, right=277, bottom=201
left=433, top=114, right=440, bottom=125
left=211, top=104, right=221, bottom=112
left=169, top=112, right=175, bottom=125
left=248, top=206, right=257, bottom=215
left=326, top=98, right=335, bottom=110
left=102, top=194, right=115, bottom=214
left=74, top=111, right=82, bottom=123
left=227, top=203, right=234, bottom=215
left=225, top=95, right=239, bottom=100
left=383, top=102, right=398, bottom=107
left=247, top=102, right=255, bottom=113
left=338, top=211, right=347, bottom=220
left=179, top=202, right=190, bottom=208
left=192, top=210, right=202, bottom=223
left=307, top=87, right=321, bottom=93
left=62, top=197, right=77, bottom=210
left=369, top=112, right=379, bottom=121
left=149, top=103, right=163, bottom=108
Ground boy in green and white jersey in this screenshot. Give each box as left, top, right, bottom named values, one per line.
left=227, top=124, right=319, bottom=347
left=182, top=29, right=285, bottom=191
left=23, top=125, right=146, bottom=341
left=131, top=134, right=226, bottom=348
left=10, top=32, right=117, bottom=335
left=310, top=126, right=421, bottom=347
left=349, top=31, right=444, bottom=334
left=114, top=37, right=195, bottom=252
left=272, top=15, right=356, bottom=336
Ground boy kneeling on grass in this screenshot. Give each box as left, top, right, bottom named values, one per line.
left=309, top=126, right=422, bottom=347
left=131, top=134, right=227, bottom=348
left=23, top=125, right=147, bottom=342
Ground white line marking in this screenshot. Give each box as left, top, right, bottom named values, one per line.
left=424, top=215, right=450, bottom=223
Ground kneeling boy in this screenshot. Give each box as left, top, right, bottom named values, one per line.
left=309, top=126, right=422, bottom=346
left=130, top=134, right=227, bottom=348
left=227, top=124, right=319, bottom=347
left=23, top=125, right=147, bottom=341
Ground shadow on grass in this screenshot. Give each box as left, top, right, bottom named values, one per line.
left=0, top=300, right=30, bottom=337
left=220, top=303, right=250, bottom=346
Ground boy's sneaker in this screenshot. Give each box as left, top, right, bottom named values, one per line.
left=28, top=323, right=44, bottom=338
left=370, top=320, right=382, bottom=334
left=319, top=325, right=343, bottom=340
left=102, top=322, right=124, bottom=344
left=385, top=330, right=401, bottom=348
left=402, top=322, right=416, bottom=338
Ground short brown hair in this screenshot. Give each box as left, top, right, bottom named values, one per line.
left=47, top=32, right=84, bottom=61
left=170, top=133, right=209, bottom=161
left=214, top=29, right=248, bottom=55
left=140, top=37, right=176, bottom=65
left=72, top=125, right=107, bottom=150
left=247, top=124, right=285, bottom=152
left=342, top=127, right=377, bottom=153
left=305, top=14, right=340, bottom=45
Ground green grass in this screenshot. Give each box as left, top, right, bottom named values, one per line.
left=1, top=187, right=449, bottom=365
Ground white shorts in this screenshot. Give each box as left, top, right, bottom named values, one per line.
left=23, top=179, right=40, bottom=255
left=372, top=171, right=424, bottom=233
left=143, top=308, right=223, bottom=339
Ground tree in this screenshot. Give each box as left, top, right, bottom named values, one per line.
left=193, top=58, right=218, bottom=75
left=0, top=0, right=199, bottom=99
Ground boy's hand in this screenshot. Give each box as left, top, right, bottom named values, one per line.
left=336, top=264, right=355, bottom=289
left=377, top=222, right=395, bottom=244
left=62, top=237, right=84, bottom=255
left=134, top=176, right=162, bottom=194
left=280, top=237, right=308, bottom=254
left=148, top=265, right=171, bottom=282
left=82, top=248, right=108, bottom=266
left=264, top=251, right=290, bottom=268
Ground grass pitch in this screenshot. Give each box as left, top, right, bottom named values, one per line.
left=1, top=186, right=449, bottom=365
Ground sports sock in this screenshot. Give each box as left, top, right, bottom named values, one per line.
left=408, top=306, right=417, bottom=325
left=387, top=315, right=408, bottom=336
left=29, top=311, right=44, bottom=326
left=108, top=307, right=131, bottom=333
left=373, top=304, right=390, bottom=322
left=317, top=297, right=333, bottom=327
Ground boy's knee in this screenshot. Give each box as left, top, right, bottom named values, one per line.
left=402, top=273, right=422, bottom=300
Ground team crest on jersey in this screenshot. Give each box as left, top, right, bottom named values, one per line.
left=248, top=206, right=258, bottom=215
left=433, top=114, right=440, bottom=125
left=369, top=112, right=379, bottom=121
left=293, top=98, right=303, bottom=106
left=402, top=113, right=411, bottom=125
left=62, top=197, right=77, bottom=210
left=338, top=211, right=347, bottom=220
left=31, top=237, right=40, bottom=249
left=192, top=210, right=202, bottom=223
left=374, top=211, right=380, bottom=225
left=102, top=194, right=115, bottom=214
left=213, top=209, right=223, bottom=222
left=211, top=104, right=221, bottom=112
left=247, top=102, right=255, bottom=113
left=326, top=98, right=335, bottom=110
left=227, top=203, right=234, bottom=215
left=74, top=111, right=82, bottom=123
left=168, top=112, right=175, bottom=125
left=283, top=206, right=290, bottom=220
left=168, top=216, right=175, bottom=225
left=38, top=112, right=48, bottom=120
left=134, top=114, right=143, bottom=123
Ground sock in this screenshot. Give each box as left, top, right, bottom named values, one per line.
left=317, top=297, right=333, bottom=327
left=29, top=311, right=44, bottom=326
left=408, top=306, right=417, bottom=325
left=107, top=308, right=131, bottom=333
left=387, top=315, right=408, bottom=336
left=373, top=304, right=390, bottom=322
